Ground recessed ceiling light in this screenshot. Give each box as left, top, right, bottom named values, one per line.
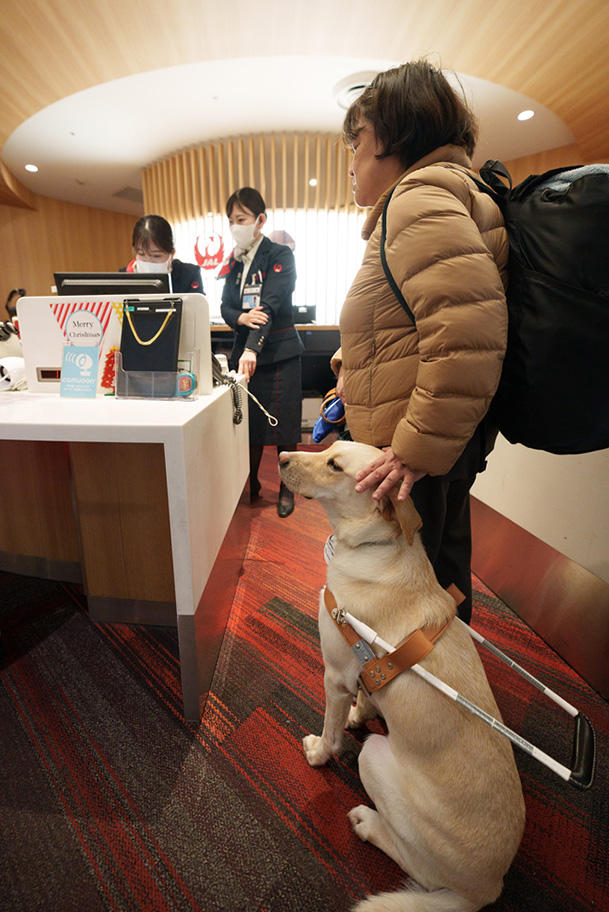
left=309, top=178, right=318, bottom=187
left=25, top=163, right=39, bottom=172
left=517, top=109, right=535, bottom=121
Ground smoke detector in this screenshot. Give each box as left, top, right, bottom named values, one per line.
left=333, top=71, right=377, bottom=110
left=112, top=185, right=144, bottom=203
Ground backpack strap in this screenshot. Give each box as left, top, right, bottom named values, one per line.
left=441, top=162, right=505, bottom=202
left=479, top=159, right=513, bottom=194
left=379, top=162, right=507, bottom=324
left=380, top=188, right=417, bottom=327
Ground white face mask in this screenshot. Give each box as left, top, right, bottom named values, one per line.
left=230, top=219, right=259, bottom=252
left=135, top=256, right=172, bottom=274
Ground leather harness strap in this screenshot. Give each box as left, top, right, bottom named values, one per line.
left=445, top=583, right=465, bottom=608
left=324, top=587, right=457, bottom=694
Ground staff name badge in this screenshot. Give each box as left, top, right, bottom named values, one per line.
left=242, top=283, right=262, bottom=310
left=60, top=311, right=102, bottom=398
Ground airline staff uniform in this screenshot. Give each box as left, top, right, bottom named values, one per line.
left=220, top=235, right=303, bottom=447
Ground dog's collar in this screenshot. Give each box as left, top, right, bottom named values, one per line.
left=324, top=587, right=455, bottom=694
left=324, top=533, right=394, bottom=564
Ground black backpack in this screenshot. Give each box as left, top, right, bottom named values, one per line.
left=380, top=160, right=609, bottom=455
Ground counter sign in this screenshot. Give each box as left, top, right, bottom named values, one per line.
left=65, top=310, right=103, bottom=346
left=60, top=309, right=102, bottom=398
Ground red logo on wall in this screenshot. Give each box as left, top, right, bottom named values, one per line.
left=194, top=235, right=225, bottom=270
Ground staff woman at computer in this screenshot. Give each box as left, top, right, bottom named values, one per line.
left=220, top=187, right=303, bottom=518
left=123, top=214, right=204, bottom=295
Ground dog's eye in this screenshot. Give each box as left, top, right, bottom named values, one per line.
left=327, top=458, right=343, bottom=472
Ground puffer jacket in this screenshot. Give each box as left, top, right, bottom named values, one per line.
left=335, top=144, right=508, bottom=477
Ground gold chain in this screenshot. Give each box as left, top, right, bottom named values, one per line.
left=125, top=306, right=175, bottom=346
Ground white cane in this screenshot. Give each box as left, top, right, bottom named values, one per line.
left=341, top=610, right=595, bottom=790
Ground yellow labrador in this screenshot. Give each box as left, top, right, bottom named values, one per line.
left=279, top=441, right=525, bottom=912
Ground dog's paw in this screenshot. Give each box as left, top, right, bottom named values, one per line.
left=346, top=693, right=378, bottom=729
left=346, top=703, right=369, bottom=729
left=302, top=734, right=330, bottom=767
left=348, top=804, right=378, bottom=842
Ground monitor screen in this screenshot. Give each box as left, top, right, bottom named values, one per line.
left=293, top=304, right=316, bottom=324
left=54, top=272, right=171, bottom=295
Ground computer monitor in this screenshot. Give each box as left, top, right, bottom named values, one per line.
left=54, top=272, right=171, bottom=295
left=292, top=304, right=316, bottom=324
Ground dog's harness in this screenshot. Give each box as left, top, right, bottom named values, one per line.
left=324, top=586, right=461, bottom=694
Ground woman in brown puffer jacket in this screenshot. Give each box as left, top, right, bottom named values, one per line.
left=334, top=60, right=508, bottom=622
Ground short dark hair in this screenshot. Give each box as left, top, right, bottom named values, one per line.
left=225, top=187, right=266, bottom=219
left=132, top=215, right=174, bottom=254
left=343, top=60, right=478, bottom=170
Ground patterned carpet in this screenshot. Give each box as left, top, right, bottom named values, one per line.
left=1, top=452, right=608, bottom=912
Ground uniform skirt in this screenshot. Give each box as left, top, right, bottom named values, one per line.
left=248, top=355, right=302, bottom=447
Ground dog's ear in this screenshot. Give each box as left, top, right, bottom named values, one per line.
left=380, top=493, right=422, bottom=546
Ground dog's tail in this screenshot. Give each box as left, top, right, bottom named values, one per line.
left=352, top=884, right=484, bottom=912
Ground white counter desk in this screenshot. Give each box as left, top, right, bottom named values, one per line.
left=0, top=387, right=249, bottom=719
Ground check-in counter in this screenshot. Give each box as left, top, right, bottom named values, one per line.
left=0, top=386, right=249, bottom=720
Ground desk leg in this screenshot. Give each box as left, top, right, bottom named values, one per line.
left=178, top=495, right=251, bottom=721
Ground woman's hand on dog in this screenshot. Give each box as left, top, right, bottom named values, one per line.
left=334, top=371, right=425, bottom=501
left=354, top=447, right=425, bottom=501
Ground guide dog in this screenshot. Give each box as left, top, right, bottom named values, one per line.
left=279, top=441, right=525, bottom=912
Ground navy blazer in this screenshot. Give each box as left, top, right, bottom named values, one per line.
left=220, top=236, right=303, bottom=367
left=169, top=259, right=204, bottom=294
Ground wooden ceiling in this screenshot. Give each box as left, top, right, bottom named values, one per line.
left=2, top=0, right=609, bottom=163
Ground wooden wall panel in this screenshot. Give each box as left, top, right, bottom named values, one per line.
left=501, top=143, right=589, bottom=185
left=0, top=162, right=36, bottom=209
left=0, top=192, right=134, bottom=306
left=69, top=441, right=175, bottom=603
left=0, top=440, right=80, bottom=562
left=143, top=132, right=355, bottom=220
left=144, top=132, right=608, bottom=223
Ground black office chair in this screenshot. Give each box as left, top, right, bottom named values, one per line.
left=5, top=288, right=25, bottom=320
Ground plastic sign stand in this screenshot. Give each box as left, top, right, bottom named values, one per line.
left=60, top=311, right=102, bottom=398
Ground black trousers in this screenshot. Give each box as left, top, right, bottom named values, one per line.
left=247, top=356, right=302, bottom=447
left=409, top=423, right=487, bottom=624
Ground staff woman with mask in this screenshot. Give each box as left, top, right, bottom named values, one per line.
left=220, top=187, right=303, bottom=518
left=123, top=214, right=204, bottom=294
